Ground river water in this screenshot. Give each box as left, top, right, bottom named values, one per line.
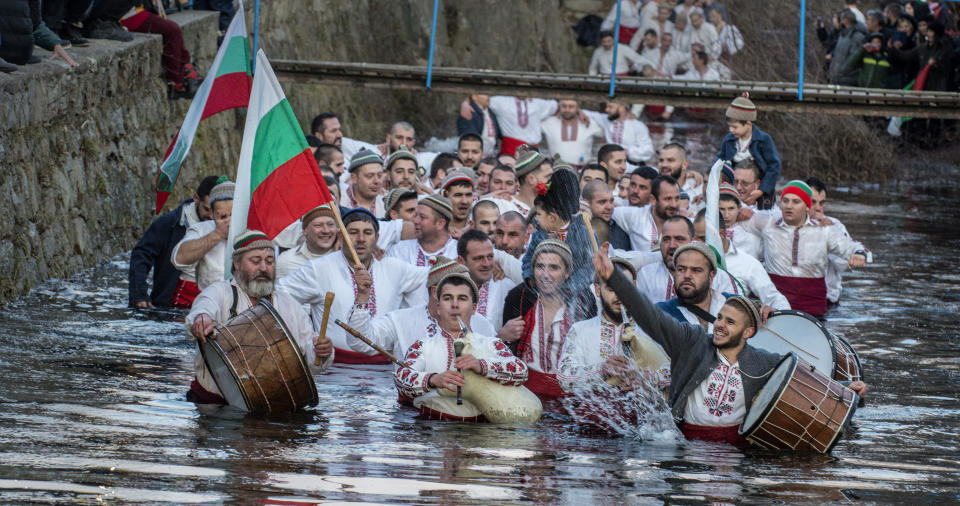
left=1, top=138, right=959, bottom=503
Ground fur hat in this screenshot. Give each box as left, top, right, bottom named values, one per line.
left=725, top=93, right=757, bottom=122
left=301, top=203, right=336, bottom=229
left=673, top=241, right=719, bottom=271
left=349, top=148, right=384, bottom=172
left=232, top=229, right=273, bottom=258
left=420, top=194, right=454, bottom=223
left=533, top=238, right=573, bottom=272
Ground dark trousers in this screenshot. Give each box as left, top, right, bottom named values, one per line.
left=86, top=0, right=137, bottom=22
left=193, top=0, right=235, bottom=32
left=42, top=0, right=92, bottom=28
left=133, top=13, right=190, bottom=85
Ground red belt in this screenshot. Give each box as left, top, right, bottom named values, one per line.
left=617, top=26, right=639, bottom=45
left=500, top=137, right=535, bottom=157
left=187, top=378, right=227, bottom=405
left=769, top=273, right=827, bottom=317
left=645, top=105, right=666, bottom=116
left=333, top=346, right=393, bottom=365
left=680, top=422, right=749, bottom=447
left=171, top=279, right=200, bottom=309
left=418, top=405, right=486, bottom=423
left=525, top=369, right=567, bottom=401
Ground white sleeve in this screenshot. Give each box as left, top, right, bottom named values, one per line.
left=588, top=49, right=601, bottom=76
left=750, top=268, right=792, bottom=310
left=276, top=261, right=325, bottom=305
left=398, top=263, right=430, bottom=308
left=627, top=122, right=654, bottom=162
left=600, top=4, right=618, bottom=31
left=494, top=249, right=524, bottom=284
left=171, top=223, right=207, bottom=271
left=470, top=314, right=496, bottom=337
left=346, top=304, right=400, bottom=357
left=185, top=282, right=228, bottom=329
left=611, top=206, right=640, bottom=233
left=377, top=219, right=404, bottom=251
left=534, top=98, right=558, bottom=119
left=611, top=248, right=660, bottom=271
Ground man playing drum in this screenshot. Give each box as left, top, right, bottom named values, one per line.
left=394, top=271, right=529, bottom=422
left=185, top=230, right=334, bottom=405
left=592, top=243, right=867, bottom=446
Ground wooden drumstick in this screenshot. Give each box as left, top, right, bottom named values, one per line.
left=315, top=292, right=335, bottom=366
left=335, top=319, right=405, bottom=368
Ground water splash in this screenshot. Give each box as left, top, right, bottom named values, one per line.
left=561, top=374, right=679, bottom=440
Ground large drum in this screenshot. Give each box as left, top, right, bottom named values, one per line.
left=749, top=310, right=862, bottom=383
left=200, top=300, right=318, bottom=414
left=740, top=353, right=859, bottom=453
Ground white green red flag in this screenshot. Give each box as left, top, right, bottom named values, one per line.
left=226, top=49, right=333, bottom=269
left=154, top=1, right=252, bottom=214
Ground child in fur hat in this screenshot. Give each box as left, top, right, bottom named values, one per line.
left=714, top=93, right=782, bottom=210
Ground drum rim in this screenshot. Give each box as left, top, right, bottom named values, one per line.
left=199, top=337, right=254, bottom=411
left=739, top=352, right=797, bottom=436
left=259, top=299, right=319, bottom=408
left=834, top=334, right=864, bottom=382
left=759, top=310, right=838, bottom=376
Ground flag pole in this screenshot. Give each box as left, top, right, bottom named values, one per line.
left=426, top=0, right=439, bottom=89
left=252, top=0, right=261, bottom=73
left=329, top=203, right=362, bottom=268
left=797, top=0, right=806, bottom=101
left=608, top=0, right=622, bottom=97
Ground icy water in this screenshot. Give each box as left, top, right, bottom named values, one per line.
left=0, top=182, right=958, bottom=500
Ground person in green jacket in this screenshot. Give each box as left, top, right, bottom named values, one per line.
left=845, top=32, right=891, bottom=88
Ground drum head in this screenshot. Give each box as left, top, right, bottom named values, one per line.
left=200, top=339, right=250, bottom=411
left=740, top=353, right=796, bottom=436
left=749, top=311, right=836, bottom=377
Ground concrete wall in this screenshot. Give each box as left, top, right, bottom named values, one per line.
left=0, top=11, right=234, bottom=302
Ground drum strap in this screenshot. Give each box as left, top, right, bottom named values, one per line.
left=680, top=302, right=716, bottom=324
left=230, top=285, right=239, bottom=319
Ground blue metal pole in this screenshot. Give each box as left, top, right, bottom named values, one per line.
left=252, top=0, right=261, bottom=73
left=426, top=0, right=440, bottom=89
left=798, top=0, right=806, bottom=101
left=608, top=0, right=622, bottom=97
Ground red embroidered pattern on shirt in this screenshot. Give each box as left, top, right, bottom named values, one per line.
left=515, top=99, right=529, bottom=128
left=791, top=227, right=800, bottom=267
left=477, top=280, right=490, bottom=317
left=535, top=302, right=572, bottom=372
left=599, top=319, right=620, bottom=359
left=352, top=267, right=376, bottom=316
left=705, top=363, right=741, bottom=417
left=561, top=120, right=579, bottom=142
left=611, top=121, right=624, bottom=145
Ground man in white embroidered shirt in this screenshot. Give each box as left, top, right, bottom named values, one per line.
left=540, top=98, right=603, bottom=168
left=186, top=230, right=334, bottom=405
left=457, top=230, right=518, bottom=334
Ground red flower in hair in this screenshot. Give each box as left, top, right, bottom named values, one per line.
left=428, top=257, right=438, bottom=265
left=535, top=182, right=549, bottom=196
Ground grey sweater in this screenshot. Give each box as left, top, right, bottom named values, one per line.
left=607, top=269, right=782, bottom=423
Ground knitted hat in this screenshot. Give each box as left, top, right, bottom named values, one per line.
left=232, top=229, right=273, bottom=258
left=427, top=255, right=470, bottom=288
left=535, top=168, right=581, bottom=219
left=721, top=162, right=735, bottom=184
left=349, top=148, right=384, bottom=172
left=514, top=145, right=547, bottom=178
left=719, top=183, right=740, bottom=203
left=384, top=188, right=417, bottom=213
left=435, top=270, right=479, bottom=301
left=385, top=145, right=418, bottom=171
left=611, top=257, right=637, bottom=280
left=341, top=207, right=379, bottom=233
left=420, top=194, right=454, bottom=223
left=725, top=295, right=762, bottom=331
left=552, top=161, right=575, bottom=173
left=725, top=93, right=757, bottom=122
left=780, top=180, right=813, bottom=208
left=301, top=203, right=336, bottom=229
left=533, top=238, right=573, bottom=271
left=441, top=169, right=476, bottom=191
left=209, top=180, right=235, bottom=204
left=673, top=241, right=718, bottom=271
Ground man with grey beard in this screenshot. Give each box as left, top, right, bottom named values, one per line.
left=185, top=230, right=334, bottom=405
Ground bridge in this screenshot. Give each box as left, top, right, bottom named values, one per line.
left=273, top=60, right=960, bottom=120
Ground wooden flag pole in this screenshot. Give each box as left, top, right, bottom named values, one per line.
left=582, top=213, right=600, bottom=255
left=329, top=203, right=362, bottom=267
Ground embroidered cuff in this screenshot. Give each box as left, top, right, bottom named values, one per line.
left=478, top=359, right=489, bottom=377
left=423, top=373, right=434, bottom=393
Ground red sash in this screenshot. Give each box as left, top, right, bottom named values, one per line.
left=187, top=378, right=227, bottom=405
left=418, top=405, right=486, bottom=423
left=768, top=273, right=827, bottom=317
left=617, top=26, right=639, bottom=45
left=525, top=369, right=566, bottom=401
left=500, top=137, right=535, bottom=157
left=171, top=279, right=200, bottom=309
left=645, top=105, right=666, bottom=116
left=680, top=422, right=749, bottom=447
left=333, top=346, right=393, bottom=365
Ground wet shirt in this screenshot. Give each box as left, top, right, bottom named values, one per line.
left=683, top=351, right=745, bottom=427
left=170, top=220, right=225, bottom=290
left=740, top=212, right=863, bottom=278
left=723, top=244, right=791, bottom=310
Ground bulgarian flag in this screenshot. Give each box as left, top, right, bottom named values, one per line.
left=887, top=62, right=932, bottom=137
left=154, top=1, right=252, bottom=214
left=226, top=49, right=333, bottom=268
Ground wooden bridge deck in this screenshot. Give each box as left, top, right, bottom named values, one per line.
left=273, top=60, right=960, bottom=119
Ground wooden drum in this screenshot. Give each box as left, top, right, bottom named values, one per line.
left=739, top=353, right=859, bottom=453
left=200, top=300, right=318, bottom=414
left=832, top=335, right=863, bottom=383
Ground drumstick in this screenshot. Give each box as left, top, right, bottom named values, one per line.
left=335, top=319, right=405, bottom=368
left=762, top=324, right=821, bottom=361
left=582, top=213, right=600, bottom=255
left=314, top=292, right=335, bottom=366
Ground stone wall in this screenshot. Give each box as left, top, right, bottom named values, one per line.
left=0, top=11, right=232, bottom=302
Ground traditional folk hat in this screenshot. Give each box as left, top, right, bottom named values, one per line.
left=349, top=148, right=384, bottom=172
left=435, top=270, right=479, bottom=301
left=209, top=180, right=235, bottom=204
left=420, top=194, right=454, bottom=222
left=384, top=188, right=417, bottom=213
left=780, top=180, right=813, bottom=208
left=514, top=145, right=547, bottom=178
left=725, top=295, right=763, bottom=331
left=719, top=183, right=741, bottom=204
left=385, top=144, right=418, bottom=171
left=725, top=93, right=757, bottom=122
left=301, top=203, right=336, bottom=229
left=673, top=241, right=718, bottom=271
left=611, top=257, right=637, bottom=280
left=427, top=255, right=469, bottom=288
left=533, top=238, right=573, bottom=271
left=341, top=207, right=379, bottom=233
left=232, top=229, right=273, bottom=258
left=441, top=169, right=476, bottom=191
